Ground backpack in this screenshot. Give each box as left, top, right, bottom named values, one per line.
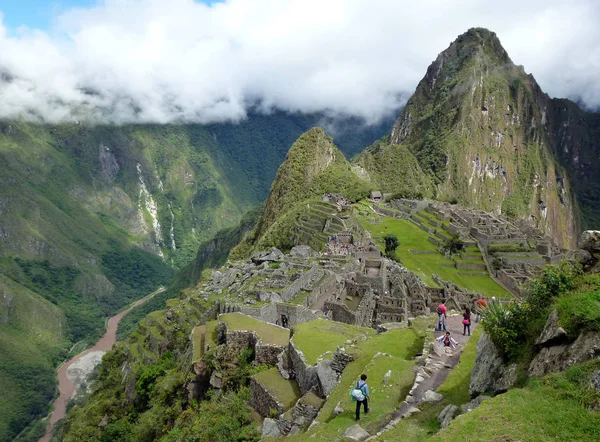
left=436, top=307, right=443, bottom=315
left=350, top=381, right=366, bottom=402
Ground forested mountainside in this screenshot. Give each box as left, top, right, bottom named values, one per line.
left=356, top=28, right=600, bottom=248
left=0, top=114, right=392, bottom=441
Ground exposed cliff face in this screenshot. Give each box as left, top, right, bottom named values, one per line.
left=360, top=28, right=598, bottom=248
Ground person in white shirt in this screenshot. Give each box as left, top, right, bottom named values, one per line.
left=436, top=331, right=458, bottom=348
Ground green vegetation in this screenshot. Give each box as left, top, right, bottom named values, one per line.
left=290, top=324, right=427, bottom=441
left=439, top=233, right=464, bottom=257
left=253, top=368, right=301, bottom=410
left=555, top=274, right=600, bottom=337
left=482, top=261, right=583, bottom=360
left=432, top=361, right=600, bottom=441
left=292, top=319, right=374, bottom=365
left=242, top=128, right=372, bottom=254
left=384, top=234, right=400, bottom=256
left=357, top=212, right=507, bottom=297
left=377, top=325, right=482, bottom=441
left=220, top=313, right=290, bottom=346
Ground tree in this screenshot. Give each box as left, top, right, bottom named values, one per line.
left=440, top=233, right=464, bottom=257
left=384, top=234, right=400, bottom=256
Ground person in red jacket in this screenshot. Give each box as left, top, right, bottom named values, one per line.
left=475, top=296, right=488, bottom=322
left=436, top=302, right=447, bottom=331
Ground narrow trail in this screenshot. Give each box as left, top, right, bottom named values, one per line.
left=39, top=287, right=164, bottom=442
left=372, top=313, right=478, bottom=437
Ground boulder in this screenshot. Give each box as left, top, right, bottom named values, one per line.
left=470, top=332, right=518, bottom=396
left=423, top=390, right=444, bottom=402
left=579, top=231, right=600, bottom=254
left=535, top=310, right=568, bottom=346
left=437, top=404, right=457, bottom=429
left=529, top=331, right=600, bottom=377
left=591, top=370, right=600, bottom=391
left=460, top=395, right=491, bottom=413
left=333, top=402, right=344, bottom=417
left=291, top=245, right=312, bottom=258
left=316, top=360, right=338, bottom=397
left=343, top=424, right=370, bottom=441
left=209, top=371, right=223, bottom=389
left=252, top=248, right=284, bottom=264
left=261, top=418, right=281, bottom=438
left=403, top=406, right=421, bottom=418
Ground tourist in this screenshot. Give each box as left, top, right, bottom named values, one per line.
left=462, top=308, right=471, bottom=336
left=436, top=331, right=457, bottom=348
left=475, top=296, right=488, bottom=322
left=352, top=374, right=370, bottom=421
left=436, top=302, right=447, bottom=331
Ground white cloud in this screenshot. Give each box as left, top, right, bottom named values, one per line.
left=0, top=0, right=599, bottom=124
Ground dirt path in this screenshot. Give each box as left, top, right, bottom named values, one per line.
left=373, top=313, right=478, bottom=436
left=39, top=287, right=164, bottom=442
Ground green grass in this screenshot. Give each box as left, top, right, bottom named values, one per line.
left=431, top=362, right=600, bottom=441
left=292, top=319, right=374, bottom=365
left=375, top=324, right=481, bottom=442
left=289, top=324, right=427, bottom=441
left=357, top=212, right=508, bottom=298
left=437, top=326, right=482, bottom=405
left=555, top=274, right=600, bottom=337
left=191, top=320, right=218, bottom=361
left=253, top=368, right=301, bottom=410
left=219, top=313, right=290, bottom=347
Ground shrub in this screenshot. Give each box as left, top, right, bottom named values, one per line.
left=383, top=234, right=400, bottom=256
left=440, top=233, right=464, bottom=257
left=482, top=261, right=582, bottom=361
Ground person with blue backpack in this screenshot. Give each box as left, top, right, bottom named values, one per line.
left=350, top=374, right=371, bottom=421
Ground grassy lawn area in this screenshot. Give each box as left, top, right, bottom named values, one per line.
left=432, top=361, right=600, bottom=441
left=219, top=313, right=290, bottom=346
left=376, top=326, right=483, bottom=441
left=357, top=212, right=508, bottom=298
left=289, top=325, right=427, bottom=441
left=292, top=319, right=374, bottom=365
left=253, top=367, right=301, bottom=410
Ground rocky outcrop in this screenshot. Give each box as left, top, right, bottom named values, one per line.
left=261, top=418, right=281, bottom=438
left=437, top=404, right=457, bottom=429
left=470, top=332, right=518, bottom=395
left=579, top=231, right=600, bottom=254
left=343, top=424, right=370, bottom=441
left=535, top=310, right=568, bottom=346
left=529, top=330, right=600, bottom=377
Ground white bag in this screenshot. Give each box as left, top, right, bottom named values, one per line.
left=351, top=388, right=365, bottom=401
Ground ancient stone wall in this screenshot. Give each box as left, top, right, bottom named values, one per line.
left=281, top=266, right=324, bottom=301
left=288, top=341, right=318, bottom=395
left=256, top=343, right=284, bottom=366
left=250, top=378, right=283, bottom=417
left=324, top=301, right=356, bottom=325
left=304, top=272, right=340, bottom=308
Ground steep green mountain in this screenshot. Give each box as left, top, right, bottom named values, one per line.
left=0, top=114, right=391, bottom=440
left=234, top=127, right=371, bottom=254
left=356, top=28, right=600, bottom=248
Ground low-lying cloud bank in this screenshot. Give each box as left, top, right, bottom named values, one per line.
left=0, top=0, right=599, bottom=124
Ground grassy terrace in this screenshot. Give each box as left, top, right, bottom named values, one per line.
left=191, top=320, right=218, bottom=361
left=289, top=320, right=430, bottom=441
left=357, top=207, right=508, bottom=298
left=253, top=367, right=301, bottom=411
left=292, top=319, right=374, bottom=364
left=432, top=360, right=600, bottom=442
left=219, top=313, right=290, bottom=346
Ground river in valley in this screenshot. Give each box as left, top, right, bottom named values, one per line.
left=40, top=288, right=164, bottom=442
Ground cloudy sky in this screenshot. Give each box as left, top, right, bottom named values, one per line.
left=0, top=0, right=599, bottom=124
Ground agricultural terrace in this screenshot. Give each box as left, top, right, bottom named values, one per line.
left=355, top=203, right=507, bottom=298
